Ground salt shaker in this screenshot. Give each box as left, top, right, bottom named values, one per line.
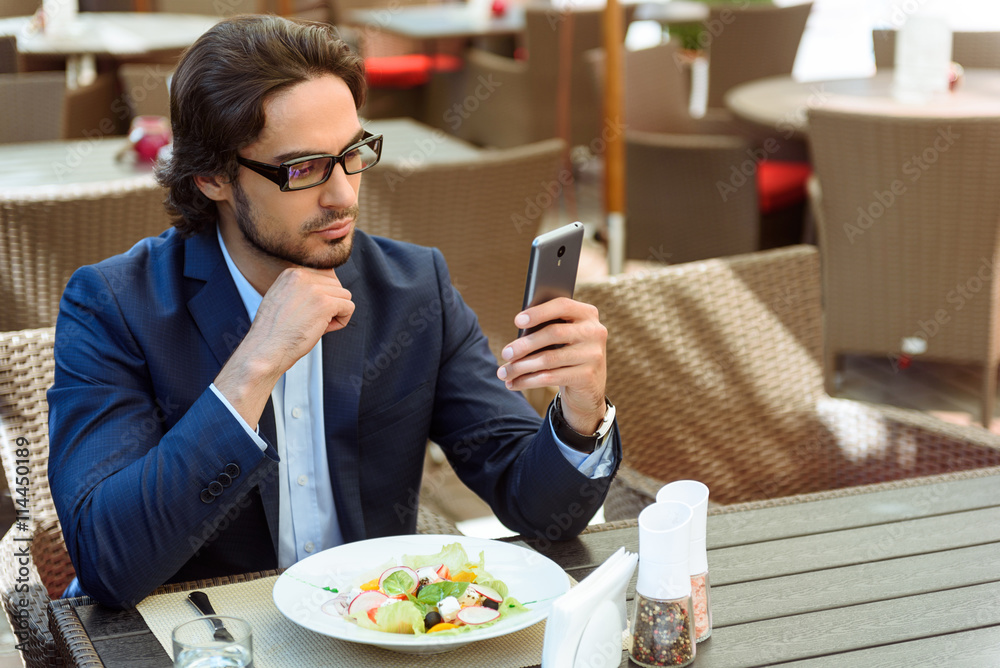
left=657, top=480, right=712, bottom=642
left=630, top=501, right=695, bottom=668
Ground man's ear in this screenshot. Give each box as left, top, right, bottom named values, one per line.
left=194, top=174, right=232, bottom=202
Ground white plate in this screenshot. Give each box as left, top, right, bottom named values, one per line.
left=272, top=534, right=570, bottom=654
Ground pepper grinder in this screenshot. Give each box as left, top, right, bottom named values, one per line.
left=630, top=501, right=695, bottom=668
left=657, top=480, right=712, bottom=642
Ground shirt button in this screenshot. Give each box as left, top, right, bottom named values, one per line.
left=304, top=541, right=315, bottom=553
left=291, top=407, right=302, bottom=419
left=297, top=475, right=308, bottom=486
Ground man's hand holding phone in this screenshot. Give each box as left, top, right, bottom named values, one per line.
left=497, top=297, right=608, bottom=435
left=497, top=222, right=609, bottom=436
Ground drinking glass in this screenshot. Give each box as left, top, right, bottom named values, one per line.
left=171, top=615, right=253, bottom=668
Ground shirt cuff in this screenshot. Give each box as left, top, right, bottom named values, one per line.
left=209, top=383, right=269, bottom=453
left=549, top=418, right=617, bottom=479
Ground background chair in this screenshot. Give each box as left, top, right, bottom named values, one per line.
left=0, top=327, right=459, bottom=668
left=0, top=0, right=39, bottom=17
left=457, top=5, right=635, bottom=149
left=576, top=246, right=1000, bottom=518
left=117, top=63, right=173, bottom=120
left=0, top=72, right=66, bottom=143
left=808, top=108, right=1000, bottom=427
left=359, top=138, right=564, bottom=361
left=0, top=35, right=18, bottom=74
left=704, top=1, right=813, bottom=110
left=0, top=179, right=174, bottom=331
left=873, top=29, right=1000, bottom=70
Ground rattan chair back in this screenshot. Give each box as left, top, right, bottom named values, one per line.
left=0, top=179, right=173, bottom=331
left=0, top=35, right=17, bottom=74
left=705, top=1, right=813, bottom=109
left=0, top=0, right=38, bottom=17
left=118, top=63, right=172, bottom=120
left=359, top=139, right=564, bottom=360
left=0, top=72, right=65, bottom=144
left=873, top=29, right=1000, bottom=70
left=808, top=108, right=1000, bottom=426
left=578, top=245, right=1000, bottom=510
left=0, top=327, right=75, bottom=667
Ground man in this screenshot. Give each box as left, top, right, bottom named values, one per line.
left=47, top=15, right=620, bottom=609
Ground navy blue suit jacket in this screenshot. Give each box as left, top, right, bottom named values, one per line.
left=47, top=227, right=620, bottom=608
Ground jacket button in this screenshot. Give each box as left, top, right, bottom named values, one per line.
left=208, top=481, right=224, bottom=496
left=200, top=489, right=215, bottom=504
left=217, top=473, right=232, bottom=487
left=225, top=463, right=241, bottom=478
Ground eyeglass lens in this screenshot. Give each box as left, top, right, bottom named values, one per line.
left=286, top=138, right=379, bottom=189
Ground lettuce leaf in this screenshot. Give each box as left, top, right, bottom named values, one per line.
left=350, top=600, right=426, bottom=634
left=401, top=542, right=470, bottom=576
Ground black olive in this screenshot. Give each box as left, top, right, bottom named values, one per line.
left=482, top=599, right=500, bottom=610
left=424, top=610, right=442, bottom=630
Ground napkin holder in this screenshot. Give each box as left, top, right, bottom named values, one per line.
left=541, top=547, right=638, bottom=668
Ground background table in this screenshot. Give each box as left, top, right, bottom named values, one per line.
left=0, top=117, right=480, bottom=190
left=725, top=69, right=1000, bottom=137
left=347, top=4, right=527, bottom=42
left=0, top=13, right=219, bottom=87
left=47, top=467, right=1000, bottom=666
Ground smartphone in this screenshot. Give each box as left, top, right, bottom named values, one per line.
left=518, top=222, right=585, bottom=338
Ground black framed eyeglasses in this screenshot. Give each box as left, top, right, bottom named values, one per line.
left=235, top=131, right=383, bottom=191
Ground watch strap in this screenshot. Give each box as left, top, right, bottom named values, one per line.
left=552, top=394, right=615, bottom=454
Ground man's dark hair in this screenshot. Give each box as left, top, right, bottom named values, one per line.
left=156, top=15, right=367, bottom=236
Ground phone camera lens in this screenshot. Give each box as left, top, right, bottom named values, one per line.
left=557, top=246, right=566, bottom=257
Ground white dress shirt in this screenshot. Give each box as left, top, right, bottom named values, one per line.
left=209, top=229, right=615, bottom=568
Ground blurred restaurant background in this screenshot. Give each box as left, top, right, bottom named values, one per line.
left=2, top=0, right=1000, bottom=663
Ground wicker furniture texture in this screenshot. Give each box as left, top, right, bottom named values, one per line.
left=0, top=34, right=17, bottom=74
left=360, top=138, right=564, bottom=361
left=117, top=63, right=172, bottom=120
left=0, top=178, right=173, bottom=331
left=457, top=5, right=634, bottom=149
left=0, top=327, right=459, bottom=668
left=808, top=108, right=1000, bottom=427
left=617, top=42, right=759, bottom=265
left=575, top=246, right=1000, bottom=520
left=61, top=73, right=121, bottom=141
left=0, top=0, right=38, bottom=17
left=873, top=29, right=1000, bottom=70
left=704, top=1, right=813, bottom=110
left=0, top=72, right=66, bottom=144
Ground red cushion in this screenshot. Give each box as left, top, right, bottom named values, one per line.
left=757, top=160, right=811, bottom=214
left=365, top=54, right=464, bottom=89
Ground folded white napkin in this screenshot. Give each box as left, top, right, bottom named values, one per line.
left=541, top=547, right=638, bottom=668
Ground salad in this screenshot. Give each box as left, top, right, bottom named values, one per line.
left=321, top=542, right=528, bottom=635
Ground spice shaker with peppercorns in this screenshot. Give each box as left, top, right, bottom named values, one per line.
left=657, top=480, right=712, bottom=642
left=630, top=501, right=696, bottom=668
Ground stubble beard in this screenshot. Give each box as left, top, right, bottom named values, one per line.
left=231, top=180, right=358, bottom=270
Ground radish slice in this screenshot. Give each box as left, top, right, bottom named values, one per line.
left=378, top=566, right=419, bottom=594
left=347, top=590, right=388, bottom=615
left=456, top=606, right=501, bottom=625
left=470, top=584, right=503, bottom=603
left=321, top=593, right=352, bottom=617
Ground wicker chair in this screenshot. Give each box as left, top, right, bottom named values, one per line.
left=0, top=178, right=174, bottom=331
left=360, top=138, right=564, bottom=361
left=575, top=246, right=1000, bottom=519
left=0, top=327, right=458, bottom=668
left=117, top=63, right=173, bottom=120
left=873, top=29, right=1000, bottom=70
left=0, top=35, right=17, bottom=74
left=0, top=72, right=66, bottom=144
left=456, top=5, right=635, bottom=149
left=613, top=42, right=759, bottom=264
left=808, top=108, right=1000, bottom=427
left=704, top=1, right=813, bottom=110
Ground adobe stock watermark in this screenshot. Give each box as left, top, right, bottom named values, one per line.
left=442, top=74, right=502, bottom=132
left=843, top=126, right=959, bottom=244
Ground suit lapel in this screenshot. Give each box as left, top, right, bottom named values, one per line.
left=321, top=247, right=368, bottom=543
left=184, top=231, right=280, bottom=558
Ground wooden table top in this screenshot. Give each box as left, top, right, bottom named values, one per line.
left=48, top=468, right=1000, bottom=666
left=724, top=69, right=1000, bottom=138
left=347, top=4, right=527, bottom=41
left=0, top=118, right=480, bottom=191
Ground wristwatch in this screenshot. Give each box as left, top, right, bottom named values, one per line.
left=551, top=393, right=616, bottom=454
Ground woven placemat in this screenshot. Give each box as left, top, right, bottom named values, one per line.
left=137, top=575, right=551, bottom=667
